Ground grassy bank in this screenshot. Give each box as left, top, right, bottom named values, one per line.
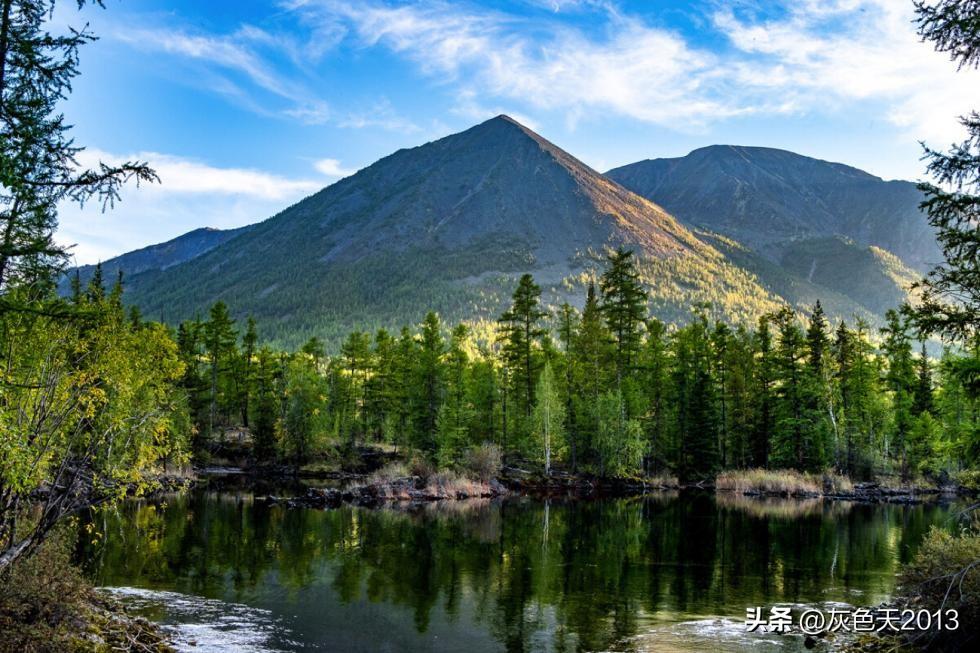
left=0, top=531, right=173, bottom=653
left=715, top=469, right=854, bottom=496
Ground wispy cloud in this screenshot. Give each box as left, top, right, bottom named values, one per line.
left=308, top=0, right=749, bottom=128
left=338, top=98, right=422, bottom=133
left=78, top=149, right=324, bottom=200
left=60, top=150, right=352, bottom=263
left=712, top=0, right=980, bottom=144
left=287, top=0, right=980, bottom=143
left=313, top=158, right=357, bottom=178
left=116, top=26, right=332, bottom=124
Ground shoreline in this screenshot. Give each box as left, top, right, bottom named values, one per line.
left=214, top=466, right=977, bottom=509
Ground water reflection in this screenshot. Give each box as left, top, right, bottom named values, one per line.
left=78, top=491, right=957, bottom=652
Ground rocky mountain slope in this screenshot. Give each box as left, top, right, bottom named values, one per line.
left=115, top=116, right=781, bottom=346
left=606, top=145, right=938, bottom=271
left=76, top=119, right=927, bottom=348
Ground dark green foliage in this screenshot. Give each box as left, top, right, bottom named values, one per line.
left=498, top=274, right=547, bottom=446
left=911, top=1, right=980, bottom=343
left=673, top=309, right=719, bottom=484
left=174, top=250, right=979, bottom=485
left=599, top=248, right=648, bottom=382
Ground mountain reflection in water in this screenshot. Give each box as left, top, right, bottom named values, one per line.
left=78, top=490, right=957, bottom=652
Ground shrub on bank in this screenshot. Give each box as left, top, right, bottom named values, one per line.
left=896, top=527, right=980, bottom=651
left=463, top=443, right=502, bottom=481
left=955, top=469, right=980, bottom=492
left=0, top=529, right=173, bottom=653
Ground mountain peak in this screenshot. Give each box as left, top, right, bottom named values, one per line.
left=606, top=145, right=937, bottom=270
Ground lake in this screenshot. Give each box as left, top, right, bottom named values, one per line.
left=76, top=485, right=958, bottom=652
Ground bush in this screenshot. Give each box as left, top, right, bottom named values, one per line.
left=366, top=462, right=411, bottom=486
left=0, top=532, right=88, bottom=651
left=409, top=455, right=436, bottom=480
left=955, top=469, right=980, bottom=492
left=897, top=527, right=980, bottom=651
left=0, top=527, right=173, bottom=653
left=463, top=443, right=502, bottom=481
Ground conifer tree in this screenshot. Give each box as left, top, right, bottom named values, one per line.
left=437, top=324, right=472, bottom=466
left=238, top=317, right=258, bottom=428
left=414, top=312, right=445, bottom=454
left=772, top=308, right=809, bottom=470
left=340, top=330, right=372, bottom=447
left=573, top=281, right=612, bottom=468
left=673, top=310, right=719, bottom=483
left=252, top=346, right=279, bottom=460
left=203, top=301, right=237, bottom=437
left=599, top=248, right=647, bottom=383
left=910, top=0, right=980, bottom=342
left=499, top=274, right=547, bottom=429
left=557, top=302, right=581, bottom=470
left=0, top=0, right=155, bottom=296
left=641, top=318, right=670, bottom=472
left=914, top=342, right=936, bottom=416
left=751, top=316, right=775, bottom=468
left=883, top=309, right=916, bottom=480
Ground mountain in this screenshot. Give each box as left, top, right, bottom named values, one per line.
left=605, top=145, right=939, bottom=271
left=117, top=116, right=783, bottom=347
left=81, top=120, right=924, bottom=348
left=64, top=225, right=252, bottom=291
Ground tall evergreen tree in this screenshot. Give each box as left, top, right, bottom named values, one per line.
left=751, top=316, right=775, bottom=468
left=910, top=0, right=980, bottom=343
left=914, top=342, right=936, bottom=416
left=203, top=301, right=237, bottom=437
left=599, top=248, right=648, bottom=384
left=238, top=317, right=258, bottom=428
left=673, top=310, right=719, bottom=483
left=771, top=308, right=810, bottom=470
left=883, top=309, right=916, bottom=480
left=499, top=274, right=547, bottom=428
left=414, top=312, right=445, bottom=454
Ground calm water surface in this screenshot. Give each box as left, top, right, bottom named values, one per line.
left=77, top=486, right=958, bottom=652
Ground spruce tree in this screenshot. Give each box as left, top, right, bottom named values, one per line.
left=238, top=317, right=258, bottom=428
left=414, top=312, right=445, bottom=454
left=499, top=274, right=547, bottom=424
left=914, top=342, right=936, bottom=416
left=203, top=301, right=238, bottom=438
left=751, top=316, right=775, bottom=468
left=909, top=1, right=980, bottom=342
left=599, top=248, right=648, bottom=383
left=772, top=308, right=808, bottom=470
left=673, top=310, right=719, bottom=484
left=883, top=309, right=916, bottom=480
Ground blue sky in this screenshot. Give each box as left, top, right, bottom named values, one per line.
left=55, top=0, right=980, bottom=264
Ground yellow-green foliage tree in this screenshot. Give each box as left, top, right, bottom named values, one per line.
left=0, top=287, right=187, bottom=571
left=0, top=0, right=181, bottom=572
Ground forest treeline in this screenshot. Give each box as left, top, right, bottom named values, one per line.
left=168, top=248, right=979, bottom=485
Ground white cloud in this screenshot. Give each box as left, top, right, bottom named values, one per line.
left=313, top=158, right=357, bottom=177
left=313, top=0, right=747, bottom=128
left=291, top=0, right=980, bottom=144
left=77, top=149, right=323, bottom=200
left=116, top=27, right=332, bottom=124
left=339, top=98, right=422, bottom=132
left=712, top=1, right=980, bottom=145
left=58, top=151, right=352, bottom=263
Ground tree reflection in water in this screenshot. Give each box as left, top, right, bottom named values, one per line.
left=78, top=490, right=956, bottom=652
